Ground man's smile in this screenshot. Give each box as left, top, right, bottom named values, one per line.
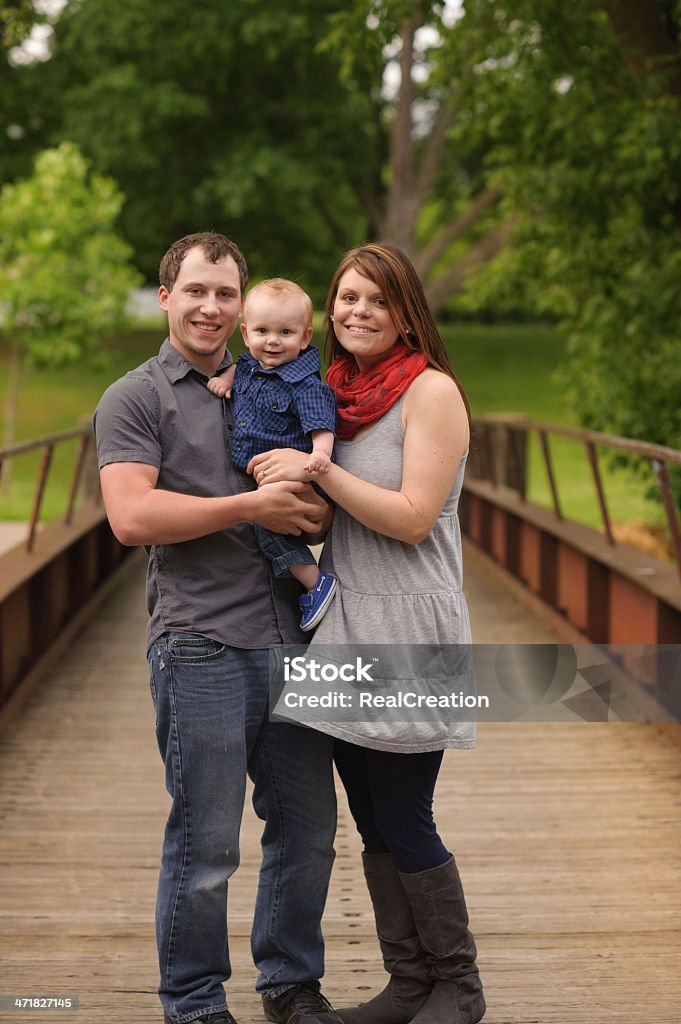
left=192, top=321, right=222, bottom=333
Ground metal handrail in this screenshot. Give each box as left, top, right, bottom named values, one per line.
left=0, top=427, right=88, bottom=459
left=5, top=416, right=681, bottom=578
left=493, top=418, right=681, bottom=467
left=471, top=415, right=681, bottom=582
left=0, top=423, right=97, bottom=552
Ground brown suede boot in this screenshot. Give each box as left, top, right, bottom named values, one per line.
left=399, top=856, right=485, bottom=1024
left=336, top=853, right=431, bottom=1024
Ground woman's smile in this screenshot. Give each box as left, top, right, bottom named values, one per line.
left=333, top=268, right=398, bottom=370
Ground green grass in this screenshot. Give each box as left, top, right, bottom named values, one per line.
left=0, top=326, right=163, bottom=520
left=442, top=322, right=565, bottom=421
left=0, top=321, right=665, bottom=533
left=442, top=323, right=664, bottom=534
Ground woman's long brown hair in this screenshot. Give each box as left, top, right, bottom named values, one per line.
left=324, top=243, right=470, bottom=421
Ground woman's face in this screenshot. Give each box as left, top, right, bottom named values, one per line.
left=332, top=268, right=399, bottom=371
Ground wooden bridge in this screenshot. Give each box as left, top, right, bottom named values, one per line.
left=1, top=546, right=680, bottom=1024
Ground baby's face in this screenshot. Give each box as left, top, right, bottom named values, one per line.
left=241, top=291, right=312, bottom=369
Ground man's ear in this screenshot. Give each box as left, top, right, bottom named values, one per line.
left=158, top=285, right=170, bottom=312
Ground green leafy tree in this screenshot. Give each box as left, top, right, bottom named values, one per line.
left=455, top=0, right=681, bottom=487
left=319, top=0, right=511, bottom=311
left=1, top=0, right=36, bottom=49
left=7, top=0, right=512, bottom=309
left=1, top=0, right=52, bottom=185
left=0, top=141, right=140, bottom=486
left=17, top=0, right=375, bottom=297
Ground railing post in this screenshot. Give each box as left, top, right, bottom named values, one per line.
left=585, top=442, right=614, bottom=545
left=538, top=430, right=562, bottom=519
left=653, top=460, right=681, bottom=582
left=78, top=416, right=99, bottom=501
left=477, top=423, right=493, bottom=487
left=26, top=445, right=54, bottom=552
left=472, top=415, right=528, bottom=496
left=64, top=434, right=90, bottom=526
left=506, top=422, right=527, bottom=498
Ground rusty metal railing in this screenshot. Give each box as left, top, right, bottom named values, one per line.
left=0, top=422, right=99, bottom=553
left=470, top=416, right=681, bottom=582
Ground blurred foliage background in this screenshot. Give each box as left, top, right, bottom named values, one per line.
left=1, top=0, right=680, bottom=526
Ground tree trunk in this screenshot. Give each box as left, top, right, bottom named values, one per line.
left=606, top=0, right=681, bottom=93
left=381, top=15, right=421, bottom=253
left=373, top=13, right=510, bottom=306
left=1, top=346, right=22, bottom=494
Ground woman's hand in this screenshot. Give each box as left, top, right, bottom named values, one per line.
left=300, top=370, right=469, bottom=545
left=247, top=448, right=315, bottom=486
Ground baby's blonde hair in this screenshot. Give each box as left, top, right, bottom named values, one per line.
left=243, top=278, right=314, bottom=326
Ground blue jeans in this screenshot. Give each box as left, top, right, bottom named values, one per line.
left=148, top=632, right=337, bottom=1023
left=253, top=524, right=317, bottom=579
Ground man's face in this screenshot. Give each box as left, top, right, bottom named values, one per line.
left=158, top=247, right=242, bottom=374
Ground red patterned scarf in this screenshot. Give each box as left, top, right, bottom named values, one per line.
left=326, top=341, right=428, bottom=440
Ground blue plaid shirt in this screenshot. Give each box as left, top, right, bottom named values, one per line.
left=230, top=347, right=336, bottom=471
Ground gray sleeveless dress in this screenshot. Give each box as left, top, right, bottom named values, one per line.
left=306, top=394, right=476, bottom=753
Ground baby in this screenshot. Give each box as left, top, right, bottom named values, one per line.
left=207, top=278, right=338, bottom=631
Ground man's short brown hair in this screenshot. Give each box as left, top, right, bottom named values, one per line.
left=159, top=232, right=248, bottom=294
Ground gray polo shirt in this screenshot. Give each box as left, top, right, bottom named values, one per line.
left=94, top=338, right=305, bottom=652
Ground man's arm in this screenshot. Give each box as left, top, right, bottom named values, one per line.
left=100, top=462, right=326, bottom=546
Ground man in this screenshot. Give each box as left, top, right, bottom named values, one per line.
left=94, top=232, right=339, bottom=1024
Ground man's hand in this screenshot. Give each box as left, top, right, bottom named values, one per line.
left=298, top=483, right=334, bottom=543
left=99, top=462, right=322, bottom=546
left=251, top=480, right=326, bottom=535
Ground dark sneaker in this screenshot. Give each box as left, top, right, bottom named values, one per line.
left=163, top=1012, right=237, bottom=1024
left=262, top=983, right=343, bottom=1024
left=299, top=573, right=338, bottom=632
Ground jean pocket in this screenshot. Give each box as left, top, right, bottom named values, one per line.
left=169, top=635, right=227, bottom=663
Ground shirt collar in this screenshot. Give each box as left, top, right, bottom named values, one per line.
left=158, top=337, right=233, bottom=384
left=239, top=346, right=321, bottom=382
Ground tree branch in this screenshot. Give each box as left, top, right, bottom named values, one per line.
left=413, top=93, right=459, bottom=210
left=312, top=189, right=355, bottom=251
left=415, top=185, right=503, bottom=277
left=425, top=218, right=515, bottom=314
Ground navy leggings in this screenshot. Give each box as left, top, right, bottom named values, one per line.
left=333, top=739, right=451, bottom=874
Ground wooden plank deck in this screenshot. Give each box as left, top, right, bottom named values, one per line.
left=1, top=551, right=680, bottom=1024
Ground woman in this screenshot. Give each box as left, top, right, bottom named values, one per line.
left=249, top=243, right=486, bottom=1024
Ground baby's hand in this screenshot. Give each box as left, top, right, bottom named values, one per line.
left=304, top=451, right=332, bottom=475
left=207, top=365, right=235, bottom=398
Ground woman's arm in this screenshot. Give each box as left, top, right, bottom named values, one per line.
left=248, top=370, right=469, bottom=545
